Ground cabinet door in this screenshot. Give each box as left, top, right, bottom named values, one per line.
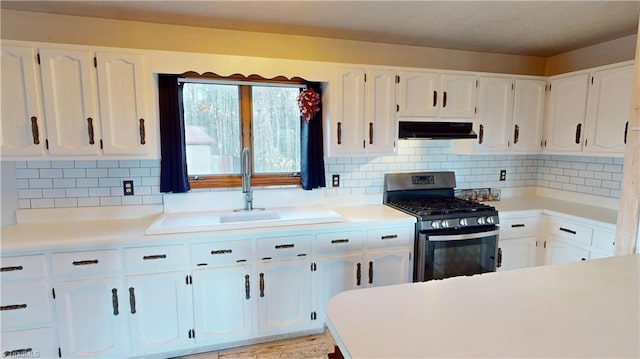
left=192, top=265, right=252, bottom=345
left=439, top=74, right=478, bottom=118
left=333, top=68, right=366, bottom=156
left=366, top=249, right=411, bottom=287
left=545, top=73, right=589, bottom=152
left=584, top=65, right=634, bottom=154
left=54, top=277, right=124, bottom=358
left=256, top=260, right=312, bottom=336
left=39, top=48, right=101, bottom=155
left=511, top=79, right=545, bottom=153
left=0, top=46, right=46, bottom=156
left=364, top=69, right=396, bottom=155
left=543, top=237, right=590, bottom=265
left=498, top=237, right=538, bottom=271
left=96, top=52, right=149, bottom=156
left=313, top=254, right=362, bottom=325
left=397, top=71, right=439, bottom=117
left=126, top=272, right=191, bottom=355
left=476, top=77, right=513, bottom=152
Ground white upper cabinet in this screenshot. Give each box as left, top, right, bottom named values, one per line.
left=330, top=67, right=396, bottom=157
left=39, top=48, right=102, bottom=156
left=583, top=64, right=634, bottom=155
left=511, top=79, right=546, bottom=153
left=475, top=76, right=514, bottom=152
left=451, top=77, right=545, bottom=155
left=544, top=73, right=590, bottom=152
left=397, top=71, right=477, bottom=120
left=96, top=52, right=149, bottom=155
left=1, top=46, right=46, bottom=156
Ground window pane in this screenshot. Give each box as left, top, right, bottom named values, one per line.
left=252, top=86, right=301, bottom=174
left=183, top=83, right=241, bottom=175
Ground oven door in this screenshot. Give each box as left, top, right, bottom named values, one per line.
left=416, top=226, right=500, bottom=282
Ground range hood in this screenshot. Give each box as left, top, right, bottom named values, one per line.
left=398, top=121, right=477, bottom=140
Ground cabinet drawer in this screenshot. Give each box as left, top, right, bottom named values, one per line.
left=1, top=255, right=47, bottom=283
left=314, top=231, right=365, bottom=256
left=591, top=228, right=616, bottom=255
left=124, top=245, right=186, bottom=274
left=499, top=217, right=539, bottom=239
left=191, top=240, right=251, bottom=267
left=545, top=217, right=593, bottom=247
left=366, top=226, right=413, bottom=249
left=257, top=235, right=312, bottom=260
left=1, top=328, right=55, bottom=359
left=51, top=250, right=121, bottom=279
left=1, top=283, right=51, bottom=331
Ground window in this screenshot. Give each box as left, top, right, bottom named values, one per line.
left=180, top=79, right=303, bottom=188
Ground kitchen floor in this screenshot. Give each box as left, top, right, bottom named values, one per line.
left=175, top=330, right=343, bottom=359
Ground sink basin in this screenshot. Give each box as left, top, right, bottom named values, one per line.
left=145, top=206, right=343, bottom=235
left=219, top=210, right=280, bottom=223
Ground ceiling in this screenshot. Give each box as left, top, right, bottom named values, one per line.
left=2, top=1, right=640, bottom=57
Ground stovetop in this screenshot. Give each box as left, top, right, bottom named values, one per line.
left=386, top=198, right=496, bottom=217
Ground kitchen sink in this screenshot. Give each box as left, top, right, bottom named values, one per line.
left=219, top=210, right=280, bottom=223
left=145, top=206, right=343, bottom=235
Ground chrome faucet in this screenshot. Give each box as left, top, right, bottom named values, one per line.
left=241, top=147, right=253, bottom=211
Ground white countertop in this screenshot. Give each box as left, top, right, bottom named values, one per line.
left=326, top=254, right=640, bottom=359
left=490, top=196, right=618, bottom=225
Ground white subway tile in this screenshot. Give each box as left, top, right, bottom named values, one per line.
left=108, top=168, right=130, bottom=177
left=63, top=168, right=86, bottom=178
left=15, top=169, right=39, bottom=179
left=16, top=179, right=29, bottom=189
left=99, top=178, right=120, bottom=187
left=594, top=172, right=612, bottom=180
left=592, top=188, right=610, bottom=196
left=119, top=160, right=141, bottom=168
left=122, top=196, right=143, bottom=205
left=76, top=178, right=99, bottom=188
left=601, top=181, right=620, bottom=190
left=39, top=169, right=63, bottom=179
left=603, top=164, right=622, bottom=173
left=27, top=161, right=51, bottom=169
left=30, top=199, right=54, bottom=208
left=28, top=179, right=53, bottom=189
left=98, top=160, right=120, bottom=168
left=585, top=179, right=602, bottom=187
left=53, top=179, right=76, bottom=188
left=130, top=168, right=151, bottom=177
left=18, top=189, right=42, bottom=198
left=66, top=188, right=89, bottom=197
left=100, top=197, right=122, bottom=206
left=74, top=160, right=97, bottom=168
left=18, top=199, right=31, bottom=208
left=54, top=198, right=78, bottom=208
left=86, top=168, right=109, bottom=178
left=14, top=161, right=27, bottom=169
left=89, top=187, right=111, bottom=197
left=78, top=197, right=100, bottom=207
left=42, top=189, right=66, bottom=198
left=51, top=161, right=75, bottom=169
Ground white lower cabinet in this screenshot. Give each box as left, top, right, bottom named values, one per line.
left=544, top=237, right=590, bottom=265
left=365, top=249, right=411, bottom=287
left=191, top=265, right=253, bottom=345
left=54, top=277, right=126, bottom=358
left=256, top=259, right=313, bottom=336
left=126, top=272, right=191, bottom=356
left=498, top=215, right=540, bottom=271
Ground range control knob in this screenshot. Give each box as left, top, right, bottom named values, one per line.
left=477, top=217, right=486, bottom=225
left=431, top=221, right=440, bottom=229
left=440, top=220, right=450, bottom=228
left=487, top=216, right=495, bottom=224
left=458, top=218, right=468, bottom=227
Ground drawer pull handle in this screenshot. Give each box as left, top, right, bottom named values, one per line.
left=236, top=259, right=247, bottom=263
left=211, top=249, right=232, bottom=255
left=381, top=234, right=398, bottom=240
left=245, top=274, right=250, bottom=300
left=3, top=348, right=32, bottom=357
left=0, top=304, right=27, bottom=311
left=0, top=265, right=23, bottom=272
left=368, top=261, right=373, bottom=284
left=261, top=257, right=272, bottom=261
left=259, top=273, right=265, bottom=297
left=129, top=287, right=136, bottom=314
left=275, top=244, right=294, bottom=249
left=511, top=224, right=525, bottom=228
left=356, top=262, right=361, bottom=286
left=197, top=263, right=208, bottom=266
left=559, top=227, right=577, bottom=235
left=297, top=253, right=307, bottom=257
left=112, top=288, right=119, bottom=316
left=331, top=239, right=349, bottom=244
left=143, top=254, right=166, bottom=260
left=72, top=259, right=99, bottom=266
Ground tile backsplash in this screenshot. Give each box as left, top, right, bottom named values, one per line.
left=13, top=140, right=623, bottom=209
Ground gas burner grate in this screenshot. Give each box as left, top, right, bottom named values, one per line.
left=388, top=198, right=495, bottom=216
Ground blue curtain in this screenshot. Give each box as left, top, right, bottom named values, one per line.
left=300, top=83, right=326, bottom=190
left=158, top=74, right=190, bottom=193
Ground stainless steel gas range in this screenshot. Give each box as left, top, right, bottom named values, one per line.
left=383, top=172, right=501, bottom=282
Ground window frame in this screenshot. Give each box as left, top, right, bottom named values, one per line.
left=180, top=75, right=305, bottom=189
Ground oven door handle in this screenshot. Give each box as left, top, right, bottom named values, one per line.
left=426, top=229, right=500, bottom=241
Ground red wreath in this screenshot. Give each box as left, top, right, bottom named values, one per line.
left=297, top=88, right=320, bottom=123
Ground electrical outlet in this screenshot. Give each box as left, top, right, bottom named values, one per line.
left=123, top=180, right=134, bottom=196
left=332, top=174, right=340, bottom=187
left=499, top=170, right=506, bottom=181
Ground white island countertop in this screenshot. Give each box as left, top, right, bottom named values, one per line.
left=326, top=254, right=640, bottom=358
